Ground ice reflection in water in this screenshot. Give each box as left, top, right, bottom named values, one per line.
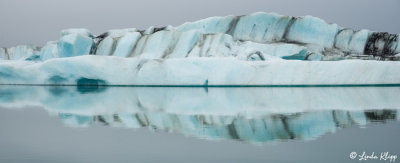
left=0, top=86, right=399, bottom=144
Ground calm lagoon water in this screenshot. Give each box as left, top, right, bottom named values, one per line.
left=0, top=86, right=399, bottom=163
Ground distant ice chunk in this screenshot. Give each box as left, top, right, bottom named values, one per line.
left=165, top=25, right=174, bottom=31
left=112, top=32, right=142, bottom=57
left=58, top=33, right=94, bottom=57
left=61, top=28, right=94, bottom=38
left=167, top=30, right=201, bottom=58
left=0, top=48, right=7, bottom=60
left=177, top=13, right=341, bottom=49
left=95, top=36, right=115, bottom=56
left=39, top=41, right=59, bottom=61
left=348, top=30, right=371, bottom=54
left=335, top=29, right=354, bottom=51
left=95, top=28, right=140, bottom=56
left=177, top=15, right=235, bottom=34
left=106, top=28, right=138, bottom=38
left=144, top=26, right=155, bottom=35
left=231, top=12, right=289, bottom=43
left=286, top=15, right=340, bottom=48
left=6, top=45, right=41, bottom=60
left=132, top=30, right=180, bottom=59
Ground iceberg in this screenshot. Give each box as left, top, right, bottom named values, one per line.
left=0, top=45, right=41, bottom=60
left=0, top=12, right=400, bottom=85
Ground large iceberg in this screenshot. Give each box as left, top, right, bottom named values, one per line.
left=1, top=12, right=400, bottom=85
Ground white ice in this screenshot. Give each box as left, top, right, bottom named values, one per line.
left=1, top=55, right=400, bottom=85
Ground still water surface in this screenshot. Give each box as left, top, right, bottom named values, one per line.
left=0, top=86, right=399, bottom=162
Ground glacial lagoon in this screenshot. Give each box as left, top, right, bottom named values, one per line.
left=0, top=86, right=399, bottom=162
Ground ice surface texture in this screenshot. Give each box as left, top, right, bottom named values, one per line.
left=1, top=56, right=400, bottom=85
left=1, top=12, right=400, bottom=85
left=1, top=12, right=399, bottom=61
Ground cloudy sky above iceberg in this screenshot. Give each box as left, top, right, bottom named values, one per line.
left=0, top=0, right=399, bottom=47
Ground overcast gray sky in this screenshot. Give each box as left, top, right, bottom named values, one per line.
left=0, top=0, right=399, bottom=47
